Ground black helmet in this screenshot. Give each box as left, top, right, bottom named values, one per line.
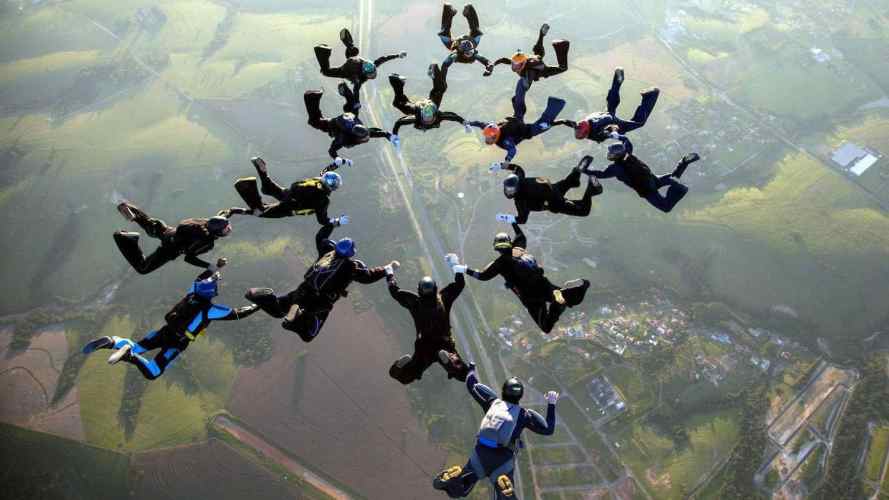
left=503, top=174, right=520, bottom=199
left=418, top=276, right=437, bottom=298
left=502, top=377, right=524, bottom=404
left=607, top=141, right=627, bottom=161
left=207, top=216, right=231, bottom=237
left=493, top=232, right=512, bottom=252
left=352, top=124, right=370, bottom=143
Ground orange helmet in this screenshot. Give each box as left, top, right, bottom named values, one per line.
left=483, top=123, right=500, bottom=144
left=510, top=51, right=528, bottom=72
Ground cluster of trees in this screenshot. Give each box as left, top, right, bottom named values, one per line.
left=815, top=355, right=889, bottom=500
left=718, top=382, right=769, bottom=499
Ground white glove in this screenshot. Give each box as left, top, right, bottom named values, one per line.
left=545, top=391, right=559, bottom=404
left=538, top=122, right=550, bottom=130
left=390, top=134, right=401, bottom=149
left=489, top=161, right=503, bottom=173
left=445, top=253, right=460, bottom=267
left=345, top=158, right=354, bottom=167
left=334, top=156, right=345, bottom=167
left=384, top=265, right=395, bottom=276
left=609, top=131, right=621, bottom=140
left=399, top=51, right=407, bottom=59
left=390, top=260, right=401, bottom=270
left=463, top=121, right=472, bottom=133
left=335, top=215, right=350, bottom=226
left=496, top=213, right=516, bottom=224
left=452, top=264, right=467, bottom=274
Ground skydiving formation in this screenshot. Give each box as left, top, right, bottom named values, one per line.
left=96, top=8, right=706, bottom=499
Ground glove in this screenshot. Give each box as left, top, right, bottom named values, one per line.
left=467, top=361, right=477, bottom=375
left=489, top=161, right=503, bottom=173
left=463, top=121, right=472, bottom=133
left=334, top=157, right=345, bottom=167
left=345, top=158, right=354, bottom=167
left=390, top=134, right=401, bottom=149
left=452, top=264, right=467, bottom=274
left=389, top=260, right=401, bottom=271
left=333, top=215, right=350, bottom=226
left=445, top=253, right=460, bottom=267
left=384, top=265, right=395, bottom=277
left=483, top=64, right=493, bottom=76
left=496, top=213, right=516, bottom=224
left=609, top=131, right=621, bottom=140
left=545, top=391, right=559, bottom=404
left=398, top=51, right=407, bottom=59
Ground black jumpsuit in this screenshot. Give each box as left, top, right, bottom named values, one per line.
left=504, top=164, right=602, bottom=224
left=314, top=30, right=402, bottom=95
left=466, top=224, right=588, bottom=333
left=387, top=273, right=470, bottom=384
left=389, top=66, right=465, bottom=136
left=113, top=208, right=220, bottom=275
left=230, top=172, right=333, bottom=225
left=246, top=224, right=388, bottom=342
left=304, top=88, right=391, bottom=160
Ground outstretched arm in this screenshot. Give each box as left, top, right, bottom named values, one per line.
left=524, top=406, right=556, bottom=435
left=373, top=53, right=402, bottom=67
left=369, top=128, right=392, bottom=140
left=438, top=111, right=465, bottom=125
left=466, top=258, right=502, bottom=281
left=467, top=120, right=487, bottom=129
left=589, top=164, right=619, bottom=179
left=315, top=223, right=336, bottom=256
left=440, top=272, right=465, bottom=309
left=184, top=250, right=212, bottom=269
left=392, top=116, right=415, bottom=135
left=350, top=260, right=388, bottom=284
left=515, top=199, right=530, bottom=225
left=466, top=371, right=498, bottom=411
left=502, top=139, right=518, bottom=162
left=328, top=137, right=344, bottom=159
left=208, top=303, right=260, bottom=321
left=387, top=274, right=418, bottom=309
left=314, top=199, right=331, bottom=226
left=512, top=222, right=527, bottom=249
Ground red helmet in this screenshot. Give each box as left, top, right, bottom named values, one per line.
left=575, top=120, right=591, bottom=139
left=483, top=123, right=500, bottom=145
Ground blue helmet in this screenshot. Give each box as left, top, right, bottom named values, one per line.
left=322, top=172, right=342, bottom=191
left=361, top=60, right=377, bottom=78
left=191, top=276, right=219, bottom=299
left=335, top=238, right=356, bottom=257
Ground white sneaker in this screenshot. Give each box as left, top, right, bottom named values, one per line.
left=107, top=344, right=132, bottom=365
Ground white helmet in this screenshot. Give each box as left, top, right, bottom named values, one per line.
left=322, top=172, right=343, bottom=191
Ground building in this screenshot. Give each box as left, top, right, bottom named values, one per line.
left=831, top=142, right=881, bottom=177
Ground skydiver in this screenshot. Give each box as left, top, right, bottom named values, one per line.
left=467, top=94, right=566, bottom=163
left=437, top=3, right=493, bottom=77
left=387, top=64, right=467, bottom=147
left=113, top=202, right=233, bottom=275
left=304, top=84, right=391, bottom=163
left=490, top=156, right=603, bottom=224
left=314, top=28, right=406, bottom=95
left=588, top=133, right=700, bottom=213
left=218, top=157, right=346, bottom=227
left=244, top=221, right=398, bottom=342
left=81, top=261, right=259, bottom=380
left=433, top=370, right=559, bottom=499
left=555, top=68, right=660, bottom=143
left=386, top=257, right=470, bottom=384
left=455, top=224, right=588, bottom=333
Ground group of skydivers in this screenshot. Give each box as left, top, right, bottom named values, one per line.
left=81, top=5, right=700, bottom=498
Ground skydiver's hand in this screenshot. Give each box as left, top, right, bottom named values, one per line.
left=334, top=157, right=345, bottom=167
left=344, top=158, right=354, bottom=168
left=545, top=391, right=559, bottom=405
left=496, top=213, right=517, bottom=224
left=452, top=264, right=467, bottom=274
left=389, top=260, right=401, bottom=271
left=483, top=64, right=493, bottom=77
left=251, top=156, right=267, bottom=173
left=467, top=361, right=477, bottom=376
left=384, top=264, right=396, bottom=277
left=445, top=253, right=460, bottom=267
left=489, top=161, right=503, bottom=173
left=463, top=121, right=472, bottom=133
left=216, top=209, right=232, bottom=218
left=390, top=134, right=401, bottom=150
left=333, top=215, right=350, bottom=226
left=398, top=51, right=408, bottom=59
left=681, top=152, right=700, bottom=165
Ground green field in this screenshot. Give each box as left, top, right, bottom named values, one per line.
left=0, top=423, right=130, bottom=500
left=866, top=426, right=889, bottom=483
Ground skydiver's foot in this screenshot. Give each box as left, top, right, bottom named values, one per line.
left=443, top=3, right=457, bottom=17
left=82, top=336, right=114, bottom=354
left=394, top=354, right=412, bottom=369
left=107, top=344, right=132, bottom=365
left=641, top=87, right=660, bottom=98
left=216, top=209, right=233, bottom=218
left=672, top=152, right=699, bottom=179
left=682, top=152, right=700, bottom=165
left=539, top=23, right=550, bottom=37
left=339, top=28, right=353, bottom=46
left=115, top=231, right=140, bottom=243
left=553, top=289, right=566, bottom=305
left=437, top=350, right=461, bottom=377
left=117, top=202, right=138, bottom=222
left=613, top=67, right=625, bottom=86
left=433, top=465, right=464, bottom=490
left=250, top=156, right=268, bottom=176
left=495, top=475, right=516, bottom=499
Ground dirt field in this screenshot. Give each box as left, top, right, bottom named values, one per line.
left=769, top=365, right=856, bottom=446
left=229, top=301, right=448, bottom=500
left=130, top=438, right=304, bottom=500
left=0, top=327, right=84, bottom=441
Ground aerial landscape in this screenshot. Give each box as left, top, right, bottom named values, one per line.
left=1, top=0, right=888, bottom=499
